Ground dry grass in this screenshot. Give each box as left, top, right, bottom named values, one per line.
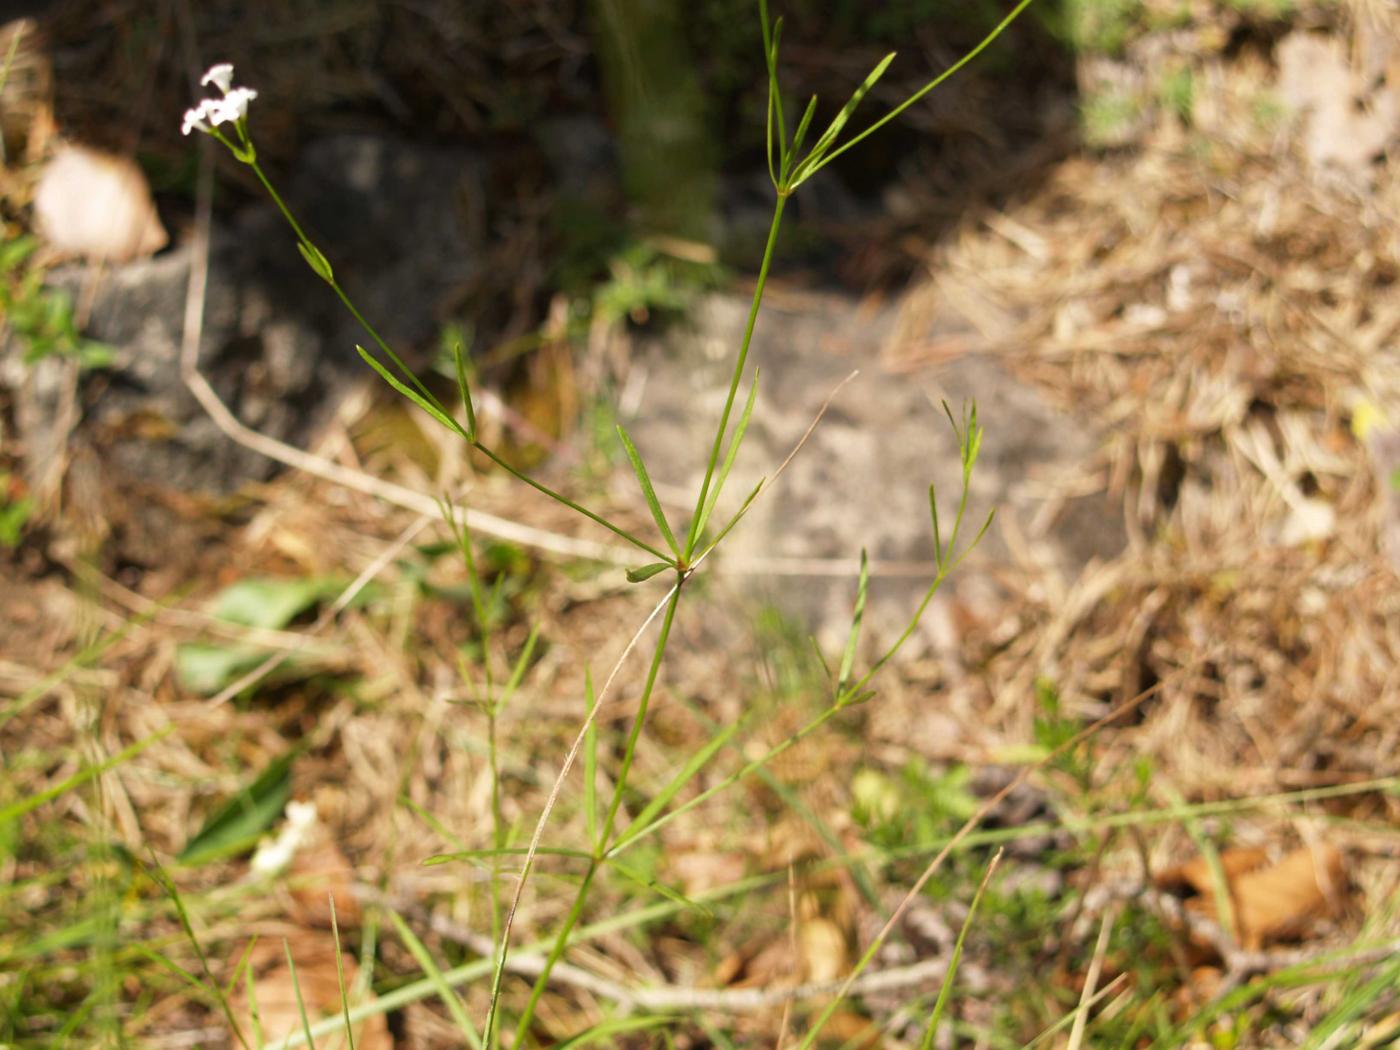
left=4, top=1, right=1400, bottom=1047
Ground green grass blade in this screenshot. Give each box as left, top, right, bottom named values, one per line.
left=614, top=721, right=739, bottom=852
left=424, top=846, right=595, bottom=867
left=584, top=667, right=599, bottom=852
left=919, top=849, right=1001, bottom=1049
left=498, top=625, right=541, bottom=710
left=693, top=371, right=759, bottom=549
left=626, top=561, right=673, bottom=583
left=452, top=340, right=477, bottom=441
left=554, top=1014, right=678, bottom=1049
left=282, top=941, right=318, bottom=1050
left=386, top=909, right=483, bottom=1049
left=330, top=900, right=357, bottom=1050
left=0, top=728, right=172, bottom=826
left=616, top=424, right=680, bottom=556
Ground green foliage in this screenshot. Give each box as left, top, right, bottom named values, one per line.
left=177, top=751, right=297, bottom=866
left=0, top=473, right=34, bottom=548
left=1081, top=86, right=1143, bottom=148
left=1040, top=0, right=1146, bottom=55
left=851, top=761, right=979, bottom=853
left=0, top=236, right=114, bottom=369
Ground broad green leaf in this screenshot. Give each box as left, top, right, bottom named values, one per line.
left=174, top=643, right=266, bottom=695
left=616, top=424, right=679, bottom=555
left=626, top=561, right=672, bottom=584
left=178, top=751, right=296, bottom=866
left=207, top=577, right=335, bottom=630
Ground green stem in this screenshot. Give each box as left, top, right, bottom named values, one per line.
left=247, top=159, right=668, bottom=563
left=473, top=444, right=670, bottom=562
left=607, top=697, right=846, bottom=858
left=507, top=583, right=683, bottom=1045
left=683, top=194, right=788, bottom=558
left=510, top=863, right=599, bottom=1046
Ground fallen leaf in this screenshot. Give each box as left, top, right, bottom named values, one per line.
left=33, top=144, right=168, bottom=262
left=288, top=834, right=361, bottom=929
left=1163, top=844, right=1346, bottom=952
left=1157, top=846, right=1269, bottom=897
left=799, top=916, right=848, bottom=984
left=1228, top=844, right=1346, bottom=950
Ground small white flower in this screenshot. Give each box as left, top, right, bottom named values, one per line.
left=181, top=98, right=217, bottom=136
left=215, top=86, right=258, bottom=123
left=250, top=800, right=320, bottom=876
left=200, top=62, right=235, bottom=93
left=182, top=63, right=258, bottom=136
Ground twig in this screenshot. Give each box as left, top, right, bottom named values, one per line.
left=405, top=900, right=994, bottom=1012
left=176, top=146, right=630, bottom=568
left=488, top=581, right=681, bottom=1019
left=1067, top=904, right=1117, bottom=1050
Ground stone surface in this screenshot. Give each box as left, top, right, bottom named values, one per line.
left=8, top=134, right=480, bottom=496
left=622, top=290, right=1124, bottom=647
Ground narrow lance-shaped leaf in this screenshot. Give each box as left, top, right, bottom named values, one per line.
left=699, top=477, right=765, bottom=559
left=356, top=346, right=466, bottom=440
left=616, top=424, right=680, bottom=556
left=792, top=52, right=896, bottom=185
left=452, top=340, right=477, bottom=442
left=929, top=482, right=944, bottom=571
left=790, top=94, right=820, bottom=157
left=920, top=849, right=1003, bottom=1048
left=837, top=549, right=870, bottom=698
left=626, top=561, right=672, bottom=584
left=497, top=625, right=540, bottom=710
left=608, top=860, right=711, bottom=917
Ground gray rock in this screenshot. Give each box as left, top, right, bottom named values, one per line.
left=622, top=290, right=1123, bottom=647
left=8, top=134, right=480, bottom=496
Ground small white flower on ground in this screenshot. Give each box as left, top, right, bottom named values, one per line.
left=250, top=799, right=320, bottom=876
left=201, top=62, right=234, bottom=93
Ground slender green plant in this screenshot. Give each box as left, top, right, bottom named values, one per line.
left=180, top=2, right=1033, bottom=1041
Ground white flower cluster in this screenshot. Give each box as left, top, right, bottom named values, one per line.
left=181, top=63, right=258, bottom=136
